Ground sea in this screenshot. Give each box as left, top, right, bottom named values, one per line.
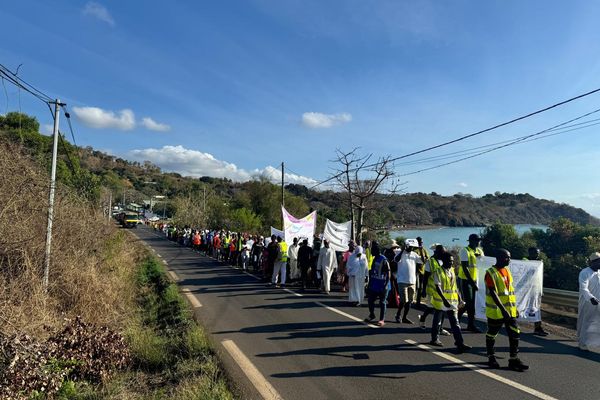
left=389, top=224, right=548, bottom=249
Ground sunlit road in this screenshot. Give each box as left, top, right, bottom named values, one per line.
left=133, top=226, right=600, bottom=400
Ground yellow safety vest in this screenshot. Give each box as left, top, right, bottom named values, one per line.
left=485, top=267, right=518, bottom=319
left=426, top=257, right=442, bottom=297
left=431, top=267, right=459, bottom=311
left=415, top=247, right=429, bottom=274
left=279, top=242, right=289, bottom=262
left=366, top=248, right=374, bottom=270
left=458, top=246, right=483, bottom=281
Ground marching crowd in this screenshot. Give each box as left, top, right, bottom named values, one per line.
left=150, top=222, right=600, bottom=371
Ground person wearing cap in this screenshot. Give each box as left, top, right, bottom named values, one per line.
left=393, top=239, right=422, bottom=324
left=458, top=233, right=485, bottom=332
left=485, top=249, right=529, bottom=371
left=317, top=239, right=338, bottom=294
left=430, top=251, right=471, bottom=353
left=577, top=252, right=600, bottom=351
left=414, top=237, right=429, bottom=307
left=365, top=241, right=391, bottom=326
left=419, top=244, right=451, bottom=336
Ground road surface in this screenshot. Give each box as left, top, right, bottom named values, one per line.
left=132, top=226, right=600, bottom=400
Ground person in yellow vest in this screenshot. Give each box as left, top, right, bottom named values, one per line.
left=419, top=244, right=450, bottom=336
left=429, top=251, right=471, bottom=353
left=271, top=236, right=288, bottom=287
left=485, top=248, right=529, bottom=371
left=414, top=236, right=429, bottom=307
left=458, top=233, right=484, bottom=332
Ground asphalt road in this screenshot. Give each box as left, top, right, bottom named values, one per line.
left=132, top=226, right=600, bottom=400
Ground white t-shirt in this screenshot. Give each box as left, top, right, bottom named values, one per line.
left=395, top=251, right=421, bottom=284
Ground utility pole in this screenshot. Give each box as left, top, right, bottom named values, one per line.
left=43, top=99, right=62, bottom=289
left=281, top=161, right=285, bottom=207
left=108, top=192, right=112, bottom=222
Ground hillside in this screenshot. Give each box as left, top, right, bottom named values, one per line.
left=2, top=111, right=598, bottom=232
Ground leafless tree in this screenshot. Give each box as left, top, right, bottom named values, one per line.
left=332, top=148, right=402, bottom=243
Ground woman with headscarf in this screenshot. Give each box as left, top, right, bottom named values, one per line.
left=347, top=246, right=369, bottom=306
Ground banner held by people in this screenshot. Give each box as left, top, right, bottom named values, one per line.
left=282, top=207, right=317, bottom=247
left=323, top=219, right=352, bottom=252
left=474, top=256, right=543, bottom=322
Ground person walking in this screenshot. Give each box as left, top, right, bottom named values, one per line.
left=288, top=237, right=300, bottom=282
left=458, top=233, right=484, bottom=332
left=298, top=239, right=313, bottom=290
left=365, top=242, right=391, bottom=327
left=577, top=252, right=600, bottom=351
left=429, top=252, right=471, bottom=353
left=394, top=239, right=422, bottom=324
left=419, top=244, right=450, bottom=336
left=347, top=245, right=368, bottom=306
left=317, top=239, right=337, bottom=294
left=266, top=235, right=280, bottom=284
left=271, top=236, right=288, bottom=287
left=414, top=236, right=429, bottom=307
left=485, top=249, right=529, bottom=371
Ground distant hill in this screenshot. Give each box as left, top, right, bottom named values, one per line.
left=285, top=184, right=599, bottom=228
left=2, top=111, right=598, bottom=230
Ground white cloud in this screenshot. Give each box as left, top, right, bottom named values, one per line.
left=83, top=2, right=115, bottom=26
left=41, top=124, right=54, bottom=135
left=141, top=117, right=171, bottom=132
left=128, top=145, right=317, bottom=185
left=301, top=112, right=352, bottom=128
left=458, top=182, right=468, bottom=188
left=72, top=106, right=135, bottom=130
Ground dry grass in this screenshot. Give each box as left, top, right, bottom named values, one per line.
left=0, top=140, right=139, bottom=338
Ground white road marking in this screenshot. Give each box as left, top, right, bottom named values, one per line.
left=404, top=339, right=558, bottom=400
left=242, top=270, right=261, bottom=280
left=221, top=339, right=283, bottom=400
left=283, top=288, right=303, bottom=297
left=182, top=288, right=202, bottom=308
left=314, top=301, right=379, bottom=329
left=167, top=271, right=179, bottom=281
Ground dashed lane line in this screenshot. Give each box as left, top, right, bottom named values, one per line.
left=182, top=288, right=202, bottom=308
left=221, top=339, right=283, bottom=400
left=404, top=339, right=558, bottom=400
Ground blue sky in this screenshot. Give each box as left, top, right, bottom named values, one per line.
left=2, top=1, right=600, bottom=216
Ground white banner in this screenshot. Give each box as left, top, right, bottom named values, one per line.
left=323, top=219, right=352, bottom=252
left=474, top=256, right=544, bottom=322
left=282, top=207, right=317, bottom=247
left=270, top=226, right=285, bottom=240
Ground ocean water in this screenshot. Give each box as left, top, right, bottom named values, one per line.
left=389, top=224, right=548, bottom=249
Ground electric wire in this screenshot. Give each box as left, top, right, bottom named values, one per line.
left=308, top=87, right=600, bottom=189
left=0, top=63, right=52, bottom=103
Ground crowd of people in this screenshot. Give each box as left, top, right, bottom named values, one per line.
left=149, top=221, right=600, bottom=371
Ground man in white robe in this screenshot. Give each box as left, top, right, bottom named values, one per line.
left=578, top=252, right=600, bottom=351
left=347, top=246, right=368, bottom=305
left=317, top=239, right=338, bottom=294
left=288, top=237, right=300, bottom=280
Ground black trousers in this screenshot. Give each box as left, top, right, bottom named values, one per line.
left=486, top=317, right=520, bottom=358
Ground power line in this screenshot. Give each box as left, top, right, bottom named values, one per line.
left=309, top=87, right=600, bottom=189
left=397, top=106, right=600, bottom=177
left=62, top=106, right=78, bottom=147
left=0, top=63, right=52, bottom=103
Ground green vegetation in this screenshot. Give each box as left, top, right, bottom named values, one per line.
left=481, top=218, right=600, bottom=291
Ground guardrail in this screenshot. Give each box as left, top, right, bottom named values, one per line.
left=543, top=287, right=579, bottom=311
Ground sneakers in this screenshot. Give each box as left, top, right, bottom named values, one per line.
left=429, top=340, right=444, bottom=347
left=364, top=314, right=376, bottom=323
left=440, top=328, right=451, bottom=336
left=508, top=358, right=529, bottom=372
left=418, top=315, right=426, bottom=329
left=402, top=318, right=414, bottom=324
left=533, top=328, right=549, bottom=337
left=456, top=344, right=472, bottom=354
left=488, top=356, right=500, bottom=369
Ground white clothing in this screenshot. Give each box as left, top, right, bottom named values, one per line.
left=347, top=247, right=368, bottom=303
left=578, top=267, right=600, bottom=351
left=395, top=251, right=421, bottom=284
left=317, top=247, right=338, bottom=292
left=288, top=243, right=300, bottom=279
left=272, top=261, right=287, bottom=285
